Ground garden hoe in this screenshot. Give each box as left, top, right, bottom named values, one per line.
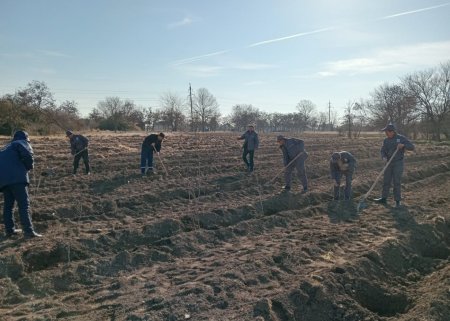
left=357, top=148, right=399, bottom=213
left=265, top=152, right=304, bottom=186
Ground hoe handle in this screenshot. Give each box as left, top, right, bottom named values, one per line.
left=266, top=152, right=304, bottom=185
left=152, top=145, right=169, bottom=176
left=362, top=148, right=399, bottom=201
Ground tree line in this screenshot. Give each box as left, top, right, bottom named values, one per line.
left=1, top=60, right=449, bottom=140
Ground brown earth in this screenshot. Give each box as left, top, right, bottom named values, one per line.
left=0, top=132, right=449, bottom=321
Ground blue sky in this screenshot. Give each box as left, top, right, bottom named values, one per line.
left=1, top=0, right=449, bottom=118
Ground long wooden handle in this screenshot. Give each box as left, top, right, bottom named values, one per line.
left=266, top=152, right=304, bottom=185
left=152, top=145, right=169, bottom=176
left=361, top=148, right=399, bottom=200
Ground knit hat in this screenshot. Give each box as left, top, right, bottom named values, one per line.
left=13, top=130, right=30, bottom=142
left=66, top=130, right=73, bottom=137
left=331, top=152, right=341, bottom=162
left=276, top=135, right=285, bottom=141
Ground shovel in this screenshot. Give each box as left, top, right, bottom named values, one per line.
left=357, top=148, right=399, bottom=212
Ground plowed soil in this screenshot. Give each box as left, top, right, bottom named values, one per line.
left=1, top=132, right=449, bottom=321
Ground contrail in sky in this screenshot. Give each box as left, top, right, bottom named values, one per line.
left=170, top=50, right=230, bottom=66
left=248, top=27, right=336, bottom=48
left=378, top=2, right=450, bottom=20
left=170, top=2, right=450, bottom=66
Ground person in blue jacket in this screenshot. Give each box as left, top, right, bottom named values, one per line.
left=66, top=130, right=90, bottom=175
left=374, top=123, right=415, bottom=207
left=330, top=151, right=357, bottom=200
left=0, top=130, right=42, bottom=238
left=237, top=124, right=259, bottom=172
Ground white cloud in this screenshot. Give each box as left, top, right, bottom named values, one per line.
left=316, top=41, right=450, bottom=77
left=168, top=17, right=193, bottom=29
left=176, top=64, right=224, bottom=77
left=233, top=63, right=276, bottom=70
left=243, top=80, right=266, bottom=86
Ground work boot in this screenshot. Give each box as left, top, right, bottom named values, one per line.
left=374, top=197, right=387, bottom=204
left=301, top=188, right=308, bottom=194
left=395, top=201, right=402, bottom=208
left=282, top=186, right=291, bottom=191
left=24, top=231, right=43, bottom=239
left=6, top=229, right=22, bottom=237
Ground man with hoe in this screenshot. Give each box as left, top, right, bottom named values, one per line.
left=141, top=132, right=165, bottom=176
left=277, top=135, right=308, bottom=193
left=374, top=123, right=415, bottom=207
left=66, top=130, right=90, bottom=176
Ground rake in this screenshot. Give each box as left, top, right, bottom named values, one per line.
left=357, top=148, right=399, bottom=212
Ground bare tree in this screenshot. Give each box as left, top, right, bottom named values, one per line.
left=160, top=92, right=186, bottom=131
left=194, top=88, right=220, bottom=132
left=402, top=61, right=450, bottom=141
left=230, top=104, right=260, bottom=131
left=369, top=83, right=419, bottom=135
left=296, top=99, right=316, bottom=131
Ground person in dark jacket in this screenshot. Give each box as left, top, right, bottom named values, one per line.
left=330, top=151, right=357, bottom=200
left=0, top=131, right=42, bottom=238
left=237, top=125, right=259, bottom=172
left=277, top=135, right=308, bottom=193
left=66, top=130, right=90, bottom=175
left=374, top=123, right=415, bottom=207
left=141, top=132, right=165, bottom=175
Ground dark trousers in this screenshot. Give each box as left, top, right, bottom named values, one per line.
left=242, top=149, right=255, bottom=171
left=333, top=170, right=353, bottom=200
left=382, top=160, right=404, bottom=201
left=285, top=159, right=308, bottom=190
left=2, top=183, right=34, bottom=234
left=141, top=145, right=154, bottom=174
left=74, top=149, right=90, bottom=174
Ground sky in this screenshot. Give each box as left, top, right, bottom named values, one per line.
left=1, top=0, right=450, bottom=118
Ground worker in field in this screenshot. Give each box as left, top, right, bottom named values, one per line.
left=66, top=130, right=90, bottom=176
left=237, top=124, right=259, bottom=172
left=374, top=123, right=415, bottom=208
left=330, top=151, right=357, bottom=200
left=277, top=135, right=308, bottom=193
left=141, top=132, right=165, bottom=176
left=0, top=130, right=42, bottom=238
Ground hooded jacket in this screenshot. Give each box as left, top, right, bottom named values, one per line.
left=0, top=136, right=34, bottom=190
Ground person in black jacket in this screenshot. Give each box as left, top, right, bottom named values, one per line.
left=0, top=130, right=42, bottom=238
left=66, top=130, right=90, bottom=175
left=141, top=132, right=165, bottom=175
left=330, top=151, right=356, bottom=200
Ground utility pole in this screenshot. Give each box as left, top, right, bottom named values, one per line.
left=328, top=100, right=331, bottom=125
left=189, top=83, right=193, bottom=132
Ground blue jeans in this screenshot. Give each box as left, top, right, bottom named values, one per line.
left=141, top=145, right=154, bottom=174
left=2, top=183, right=34, bottom=233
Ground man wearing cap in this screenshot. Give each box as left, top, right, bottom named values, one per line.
left=237, top=125, right=259, bottom=172
left=0, top=130, right=42, bottom=238
left=277, top=135, right=308, bottom=193
left=374, top=123, right=414, bottom=207
left=330, top=151, right=356, bottom=200
left=66, top=130, right=90, bottom=175
left=141, top=132, right=165, bottom=176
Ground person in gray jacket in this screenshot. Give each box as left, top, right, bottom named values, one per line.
left=330, top=151, right=356, bottom=200
left=277, top=135, right=308, bottom=193
left=374, top=123, right=415, bottom=207
left=237, top=125, right=259, bottom=172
